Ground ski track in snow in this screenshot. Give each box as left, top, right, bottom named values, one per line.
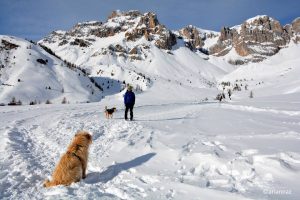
left=220, top=104, right=300, bottom=116
left=0, top=101, right=300, bottom=199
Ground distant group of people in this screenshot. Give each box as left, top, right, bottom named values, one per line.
left=217, top=88, right=232, bottom=102
left=118, top=84, right=235, bottom=120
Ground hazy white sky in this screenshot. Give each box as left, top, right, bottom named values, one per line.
left=0, top=0, right=299, bottom=40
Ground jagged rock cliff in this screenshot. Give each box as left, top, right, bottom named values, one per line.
left=40, top=12, right=299, bottom=66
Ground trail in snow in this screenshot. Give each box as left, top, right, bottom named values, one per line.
left=0, top=100, right=300, bottom=199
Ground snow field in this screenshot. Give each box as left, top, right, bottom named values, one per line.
left=1, top=96, right=300, bottom=199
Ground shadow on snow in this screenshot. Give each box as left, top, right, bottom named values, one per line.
left=84, top=153, right=156, bottom=184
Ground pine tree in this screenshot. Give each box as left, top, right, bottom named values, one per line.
left=11, top=97, right=16, bottom=104
left=249, top=91, right=254, bottom=98
left=17, top=100, right=22, bottom=105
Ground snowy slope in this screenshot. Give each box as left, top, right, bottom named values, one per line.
left=0, top=35, right=103, bottom=104
left=217, top=43, right=300, bottom=99
left=41, top=34, right=225, bottom=88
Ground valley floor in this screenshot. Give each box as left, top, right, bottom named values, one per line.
left=0, top=96, right=300, bottom=200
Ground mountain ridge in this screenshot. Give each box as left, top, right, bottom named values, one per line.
left=0, top=10, right=299, bottom=104
left=41, top=11, right=300, bottom=65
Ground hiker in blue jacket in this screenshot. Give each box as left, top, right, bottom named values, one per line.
left=124, top=85, right=135, bottom=121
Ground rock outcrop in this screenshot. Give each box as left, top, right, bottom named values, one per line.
left=178, top=26, right=219, bottom=52
left=291, top=18, right=300, bottom=43
left=179, top=26, right=203, bottom=50
left=70, top=38, right=91, bottom=47
left=1, top=39, right=19, bottom=50
left=125, top=12, right=176, bottom=50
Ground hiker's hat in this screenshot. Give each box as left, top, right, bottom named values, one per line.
left=127, top=85, right=133, bottom=91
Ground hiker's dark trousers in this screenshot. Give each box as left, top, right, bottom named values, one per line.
left=125, top=104, right=134, bottom=120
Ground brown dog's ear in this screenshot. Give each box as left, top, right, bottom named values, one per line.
left=85, top=133, right=92, bottom=141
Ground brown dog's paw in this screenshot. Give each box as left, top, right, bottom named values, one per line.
left=43, top=179, right=50, bottom=187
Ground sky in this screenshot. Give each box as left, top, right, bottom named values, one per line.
left=0, top=0, right=299, bottom=41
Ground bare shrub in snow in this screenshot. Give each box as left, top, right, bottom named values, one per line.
left=45, top=100, right=52, bottom=104
left=8, top=97, right=21, bottom=105
left=62, top=97, right=67, bottom=104
left=29, top=100, right=37, bottom=105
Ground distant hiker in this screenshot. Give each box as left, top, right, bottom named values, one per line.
left=228, top=89, right=232, bottom=100
left=216, top=93, right=225, bottom=102
left=221, top=93, right=225, bottom=101
left=124, top=85, right=135, bottom=121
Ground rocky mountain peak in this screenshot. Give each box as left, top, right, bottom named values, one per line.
left=292, top=17, right=300, bottom=33
left=108, top=10, right=142, bottom=20
left=209, top=15, right=299, bottom=64
left=242, top=15, right=283, bottom=35
left=41, top=10, right=176, bottom=50
left=138, top=12, right=159, bottom=29
left=106, top=10, right=177, bottom=49
left=125, top=11, right=176, bottom=50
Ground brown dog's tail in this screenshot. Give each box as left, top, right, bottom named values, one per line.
left=43, top=179, right=56, bottom=188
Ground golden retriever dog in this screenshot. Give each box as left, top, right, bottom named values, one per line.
left=43, top=131, right=92, bottom=187
left=104, top=106, right=116, bottom=119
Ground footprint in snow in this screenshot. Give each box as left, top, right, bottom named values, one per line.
left=202, top=140, right=227, bottom=151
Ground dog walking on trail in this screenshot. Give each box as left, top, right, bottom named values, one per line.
left=124, top=85, right=135, bottom=121
left=104, top=106, right=116, bottom=119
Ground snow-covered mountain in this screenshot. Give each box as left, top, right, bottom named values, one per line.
left=1, top=11, right=299, bottom=105
left=38, top=10, right=226, bottom=85
left=38, top=10, right=300, bottom=99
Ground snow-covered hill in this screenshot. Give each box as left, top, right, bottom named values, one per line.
left=217, top=43, right=300, bottom=99
left=0, top=35, right=103, bottom=104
